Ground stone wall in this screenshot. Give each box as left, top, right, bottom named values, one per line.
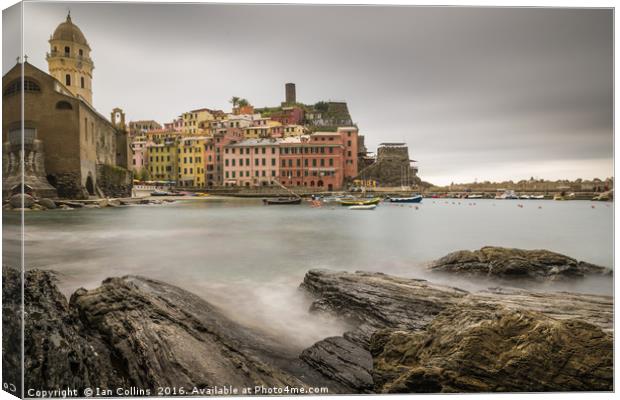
left=357, top=144, right=419, bottom=187
left=52, top=172, right=88, bottom=199
left=96, top=164, right=132, bottom=198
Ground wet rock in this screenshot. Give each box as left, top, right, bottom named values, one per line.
left=56, top=201, right=83, bottom=208
left=2, top=267, right=126, bottom=397
left=300, top=337, right=373, bottom=392
left=9, top=193, right=34, bottom=208
left=429, top=247, right=610, bottom=280
left=31, top=204, right=46, bottom=211
left=299, top=269, right=613, bottom=393
left=38, top=198, right=57, bottom=209
left=70, top=276, right=307, bottom=391
left=371, top=303, right=613, bottom=393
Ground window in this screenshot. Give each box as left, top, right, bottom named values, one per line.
left=65, top=74, right=71, bottom=86
left=79, top=49, right=83, bottom=57
left=64, top=46, right=70, bottom=56
left=55, top=101, right=73, bottom=110
left=271, top=159, right=275, bottom=166
left=4, top=79, right=41, bottom=96
left=80, top=77, right=85, bottom=88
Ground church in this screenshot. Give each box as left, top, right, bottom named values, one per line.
left=2, top=14, right=131, bottom=199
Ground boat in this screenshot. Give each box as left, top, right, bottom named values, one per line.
left=531, top=194, right=545, bottom=200
left=151, top=189, right=170, bottom=196
left=262, top=197, right=302, bottom=205
left=553, top=194, right=566, bottom=201
left=495, top=190, right=519, bottom=200
left=339, top=197, right=382, bottom=206
left=467, top=194, right=483, bottom=199
left=519, top=194, right=531, bottom=200
left=387, top=195, right=422, bottom=203
left=349, top=204, right=377, bottom=210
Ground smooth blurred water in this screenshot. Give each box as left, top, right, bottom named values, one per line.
left=2, top=197, right=613, bottom=348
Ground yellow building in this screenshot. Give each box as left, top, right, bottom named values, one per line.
left=282, top=124, right=306, bottom=137
left=243, top=126, right=271, bottom=139
left=46, top=13, right=94, bottom=105
left=177, top=136, right=207, bottom=187
left=147, top=141, right=178, bottom=182
left=182, top=108, right=225, bottom=135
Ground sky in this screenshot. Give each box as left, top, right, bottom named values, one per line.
left=3, top=2, right=613, bottom=185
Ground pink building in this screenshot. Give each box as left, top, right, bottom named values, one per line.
left=222, top=139, right=280, bottom=187
left=337, top=127, right=359, bottom=179
left=131, top=138, right=151, bottom=172
left=163, top=116, right=183, bottom=132
left=269, top=106, right=304, bottom=125
left=204, top=128, right=244, bottom=186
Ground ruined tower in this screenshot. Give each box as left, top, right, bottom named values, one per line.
left=285, top=82, right=296, bottom=104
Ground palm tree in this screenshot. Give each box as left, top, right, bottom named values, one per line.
left=229, top=96, right=240, bottom=112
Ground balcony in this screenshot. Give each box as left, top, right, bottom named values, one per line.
left=46, top=51, right=93, bottom=64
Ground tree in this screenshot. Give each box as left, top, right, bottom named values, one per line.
left=238, top=98, right=250, bottom=107
left=229, top=96, right=240, bottom=111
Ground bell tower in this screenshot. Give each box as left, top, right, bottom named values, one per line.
left=46, top=13, right=94, bottom=104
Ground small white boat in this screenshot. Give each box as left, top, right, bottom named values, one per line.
left=531, top=195, right=545, bottom=200
left=349, top=204, right=377, bottom=210
left=519, top=194, right=531, bottom=200
left=467, top=194, right=483, bottom=199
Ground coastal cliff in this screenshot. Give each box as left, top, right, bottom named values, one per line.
left=3, top=256, right=613, bottom=395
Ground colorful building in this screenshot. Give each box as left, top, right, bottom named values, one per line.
left=278, top=134, right=346, bottom=191
left=177, top=136, right=207, bottom=187
left=223, top=139, right=280, bottom=187
left=205, top=129, right=243, bottom=186
left=147, top=140, right=178, bottom=182
left=182, top=108, right=224, bottom=135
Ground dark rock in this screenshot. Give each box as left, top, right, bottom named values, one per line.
left=38, top=198, right=57, bottom=209
left=300, top=337, right=373, bottom=392
left=9, top=193, right=35, bottom=208
left=300, top=269, right=468, bottom=345
left=429, top=246, right=610, bottom=280
left=299, top=269, right=613, bottom=393
left=371, top=303, right=613, bottom=392
left=70, top=275, right=307, bottom=391
left=2, top=266, right=126, bottom=397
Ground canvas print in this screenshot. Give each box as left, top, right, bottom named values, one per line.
left=1, top=1, right=614, bottom=398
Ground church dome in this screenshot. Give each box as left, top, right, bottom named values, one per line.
left=51, top=14, right=90, bottom=48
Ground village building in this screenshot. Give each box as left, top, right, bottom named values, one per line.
left=223, top=139, right=280, bottom=187
left=2, top=14, right=131, bottom=199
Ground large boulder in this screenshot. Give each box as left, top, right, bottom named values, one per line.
left=370, top=303, right=613, bottom=392
left=37, top=198, right=57, bottom=209
left=9, top=193, right=35, bottom=209
left=70, top=276, right=307, bottom=391
left=299, top=269, right=613, bottom=393
left=429, top=246, right=610, bottom=280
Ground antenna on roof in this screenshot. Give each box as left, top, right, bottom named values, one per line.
left=67, top=9, right=71, bottom=22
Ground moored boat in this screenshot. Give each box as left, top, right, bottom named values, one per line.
left=339, top=197, right=382, bottom=206
left=349, top=204, right=377, bottom=210
left=387, top=195, right=422, bottom=203
left=262, top=197, right=302, bottom=205
left=151, top=189, right=171, bottom=196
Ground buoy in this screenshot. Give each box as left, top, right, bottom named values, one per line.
left=415, top=206, right=419, bottom=210
left=591, top=205, right=595, bottom=209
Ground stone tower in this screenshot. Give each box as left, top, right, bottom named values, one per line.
left=285, top=82, right=296, bottom=104
left=46, top=13, right=94, bottom=104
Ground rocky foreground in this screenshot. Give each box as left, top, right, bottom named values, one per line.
left=2, top=261, right=613, bottom=396
left=429, top=246, right=611, bottom=280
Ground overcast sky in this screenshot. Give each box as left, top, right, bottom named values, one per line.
left=4, top=2, right=613, bottom=185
